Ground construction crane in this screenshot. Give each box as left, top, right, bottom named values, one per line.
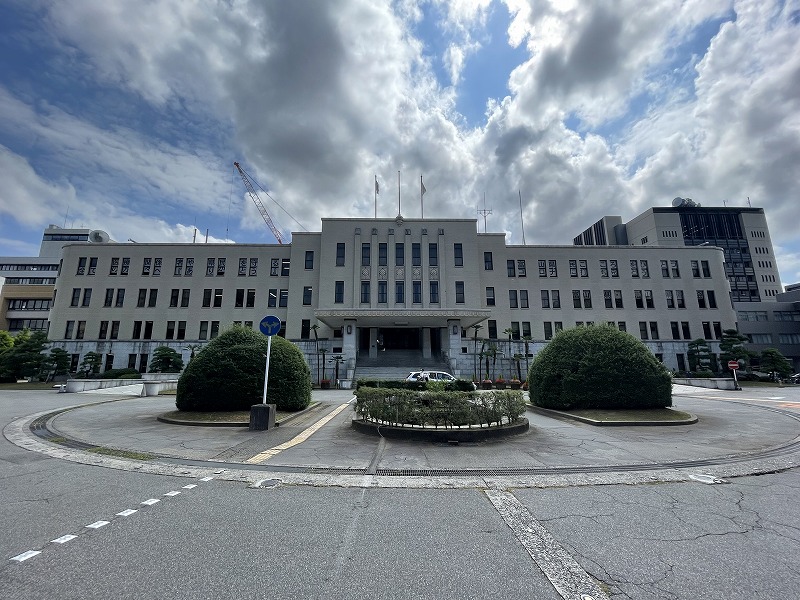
left=234, top=162, right=284, bottom=244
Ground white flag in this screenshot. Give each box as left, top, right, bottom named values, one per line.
left=375, top=177, right=379, bottom=194
left=421, top=178, right=426, bottom=196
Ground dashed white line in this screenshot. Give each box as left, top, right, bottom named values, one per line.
left=51, top=534, right=78, bottom=544
left=164, top=491, right=181, bottom=497
left=85, top=520, right=110, bottom=529
left=182, top=484, right=198, bottom=489
left=141, top=498, right=160, bottom=506
left=200, top=476, right=214, bottom=482
left=10, top=550, right=41, bottom=562
left=117, top=509, right=138, bottom=517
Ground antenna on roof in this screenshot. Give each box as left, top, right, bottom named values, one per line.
left=477, top=192, right=492, bottom=233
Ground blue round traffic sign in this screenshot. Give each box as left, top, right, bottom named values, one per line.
left=259, top=315, right=281, bottom=336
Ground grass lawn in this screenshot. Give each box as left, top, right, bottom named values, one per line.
left=0, top=382, right=61, bottom=391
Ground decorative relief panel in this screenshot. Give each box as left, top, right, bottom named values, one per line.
left=378, top=267, right=388, bottom=281
left=361, top=266, right=371, bottom=280
left=412, top=267, right=422, bottom=279
left=429, top=267, right=439, bottom=280
left=395, top=266, right=405, bottom=279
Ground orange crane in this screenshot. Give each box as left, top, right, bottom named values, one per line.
left=234, top=162, right=284, bottom=244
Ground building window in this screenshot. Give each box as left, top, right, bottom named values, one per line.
left=661, top=260, right=670, bottom=278
left=610, top=260, right=618, bottom=278
left=707, top=290, right=717, bottom=309
left=281, top=258, right=290, bottom=276
left=517, top=260, right=526, bottom=277
left=713, top=321, right=722, bottom=339
left=511, top=322, right=520, bottom=340
left=148, top=289, right=158, bottom=308
left=691, top=260, right=700, bottom=277
left=121, top=258, right=130, bottom=276
left=77, top=257, right=86, bottom=275
left=70, top=288, right=81, bottom=307
left=210, top=321, right=220, bottom=339
left=486, top=287, right=495, bottom=306
left=702, top=322, right=712, bottom=340
left=170, top=289, right=179, bottom=308
left=455, top=281, right=465, bottom=304
left=110, top=258, right=119, bottom=276
left=132, top=321, right=142, bottom=340
left=507, top=260, right=516, bottom=277
left=166, top=321, right=175, bottom=340
left=378, top=243, right=387, bottom=267
left=671, top=260, right=680, bottom=277
left=412, top=243, right=421, bottom=267
left=544, top=322, right=553, bottom=340
left=303, top=286, right=313, bottom=306
left=522, top=322, right=531, bottom=338
left=676, top=290, right=686, bottom=309
left=454, top=243, right=463, bottom=267
left=199, top=321, right=208, bottom=340
left=334, top=281, right=344, bottom=303
left=336, top=243, right=345, bottom=266
left=429, top=281, right=439, bottom=303
left=361, top=243, right=371, bottom=266
left=110, top=321, right=120, bottom=340
left=573, top=290, right=581, bottom=309
left=206, top=258, right=215, bottom=276
left=279, top=289, right=288, bottom=307
left=671, top=322, right=680, bottom=340
left=137, top=289, right=147, bottom=308
left=488, top=320, right=497, bottom=339
left=377, top=281, right=387, bottom=303
left=238, top=258, right=247, bottom=276
left=202, top=289, right=211, bottom=308
left=649, top=322, right=659, bottom=340
left=681, top=322, right=691, bottom=339
left=583, top=290, right=592, bottom=309
left=520, top=290, right=529, bottom=309
left=569, top=260, right=578, bottom=277
left=600, top=260, right=609, bottom=278
left=429, top=243, right=438, bottom=267
left=604, top=290, right=613, bottom=309
left=665, top=290, right=675, bottom=309
left=640, top=260, right=649, bottom=278
left=395, top=243, right=404, bottom=266
left=235, top=289, right=244, bottom=308
left=361, top=281, right=370, bottom=303
left=635, top=290, right=644, bottom=309
left=81, top=288, right=92, bottom=307
left=177, top=321, right=186, bottom=340
left=539, top=260, right=547, bottom=277
left=88, top=257, right=97, bottom=276
left=215, top=258, right=225, bottom=276
left=304, top=251, right=314, bottom=270
left=630, top=260, right=639, bottom=278
left=413, top=281, right=422, bottom=304
left=484, top=252, right=493, bottom=270
left=395, top=281, right=405, bottom=303
left=541, top=290, right=550, bottom=309
left=115, top=289, right=125, bottom=307
left=701, top=260, right=711, bottom=277
left=614, top=290, right=623, bottom=309
left=639, top=321, right=649, bottom=340
left=697, top=290, right=707, bottom=309
left=213, top=289, right=223, bottom=308
left=509, top=290, right=518, bottom=308
left=249, top=258, right=258, bottom=276
left=268, top=289, right=277, bottom=308
left=549, top=260, right=558, bottom=277
left=104, top=288, right=114, bottom=307
left=644, top=290, right=654, bottom=309
left=64, top=320, right=74, bottom=339
left=552, top=290, right=561, bottom=309
left=579, top=260, right=588, bottom=277
left=246, top=289, right=255, bottom=308
left=301, top=319, right=311, bottom=340
left=181, top=289, right=190, bottom=308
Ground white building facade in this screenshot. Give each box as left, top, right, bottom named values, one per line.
left=46, top=216, right=738, bottom=379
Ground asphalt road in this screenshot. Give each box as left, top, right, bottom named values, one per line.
left=1, top=386, right=799, bottom=599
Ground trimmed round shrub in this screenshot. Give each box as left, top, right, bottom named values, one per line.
left=101, top=368, right=141, bottom=379
left=176, top=325, right=311, bottom=412
left=529, top=325, right=672, bottom=410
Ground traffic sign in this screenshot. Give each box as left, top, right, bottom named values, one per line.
left=259, top=315, right=281, bottom=336
left=728, top=360, right=740, bottom=370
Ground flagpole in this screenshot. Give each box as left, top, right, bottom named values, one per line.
left=397, top=170, right=401, bottom=216
left=420, top=175, right=424, bottom=218
left=374, top=175, right=377, bottom=219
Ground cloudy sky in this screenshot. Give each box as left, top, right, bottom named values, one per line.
left=1, top=0, right=798, bottom=285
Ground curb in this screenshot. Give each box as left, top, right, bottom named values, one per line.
left=351, top=417, right=530, bottom=441
left=528, top=405, right=698, bottom=426
left=155, top=401, right=325, bottom=428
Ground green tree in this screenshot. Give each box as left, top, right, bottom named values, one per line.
left=687, top=338, right=713, bottom=372
left=78, top=351, right=103, bottom=378
left=759, top=348, right=793, bottom=381
left=41, top=348, right=71, bottom=381
left=149, top=346, right=184, bottom=373
left=0, top=330, right=13, bottom=353
left=0, top=330, right=48, bottom=380
left=718, top=329, right=751, bottom=371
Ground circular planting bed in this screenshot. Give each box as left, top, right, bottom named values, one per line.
left=352, top=387, right=529, bottom=442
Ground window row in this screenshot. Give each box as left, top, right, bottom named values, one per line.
left=73, top=256, right=286, bottom=278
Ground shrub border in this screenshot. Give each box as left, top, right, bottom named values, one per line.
left=351, top=417, right=529, bottom=442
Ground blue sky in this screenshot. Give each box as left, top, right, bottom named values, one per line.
left=0, top=0, right=798, bottom=287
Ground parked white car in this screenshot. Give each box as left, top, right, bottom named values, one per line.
left=405, top=370, right=457, bottom=383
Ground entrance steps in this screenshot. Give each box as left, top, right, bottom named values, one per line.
left=355, top=349, right=451, bottom=381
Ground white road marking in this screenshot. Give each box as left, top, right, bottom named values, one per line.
left=182, top=484, right=198, bottom=489
left=164, top=491, right=181, bottom=496
left=200, top=476, right=214, bottom=482
left=141, top=498, right=160, bottom=506
left=485, top=489, right=610, bottom=600
left=51, top=534, right=77, bottom=544
left=85, top=520, right=110, bottom=529
left=10, top=550, right=41, bottom=562
left=117, top=509, right=138, bottom=516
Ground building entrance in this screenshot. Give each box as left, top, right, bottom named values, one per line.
left=378, top=328, right=421, bottom=350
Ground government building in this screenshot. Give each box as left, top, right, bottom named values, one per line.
left=3, top=201, right=798, bottom=382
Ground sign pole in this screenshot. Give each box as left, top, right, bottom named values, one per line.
left=262, top=335, right=272, bottom=404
